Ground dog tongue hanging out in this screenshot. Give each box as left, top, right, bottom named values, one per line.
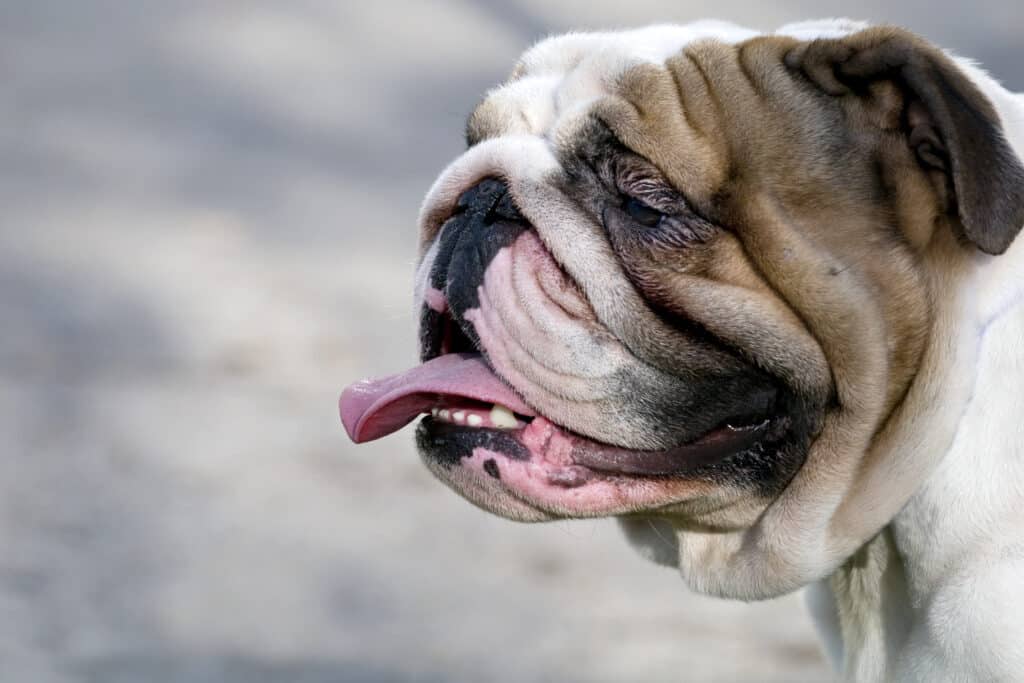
left=340, top=19, right=1024, bottom=680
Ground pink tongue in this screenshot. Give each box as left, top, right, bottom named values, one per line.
left=339, top=353, right=535, bottom=443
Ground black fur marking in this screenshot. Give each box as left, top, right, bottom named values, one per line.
left=483, top=459, right=501, bottom=479
left=418, top=308, right=445, bottom=362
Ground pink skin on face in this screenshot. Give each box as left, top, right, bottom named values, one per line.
left=424, top=286, right=448, bottom=314
left=456, top=418, right=713, bottom=517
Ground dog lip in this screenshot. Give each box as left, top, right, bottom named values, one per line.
left=569, top=419, right=772, bottom=476
left=419, top=409, right=780, bottom=481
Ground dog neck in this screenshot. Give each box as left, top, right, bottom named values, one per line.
left=809, top=76, right=1024, bottom=681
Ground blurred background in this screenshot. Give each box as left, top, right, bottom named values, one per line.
left=2, top=1, right=1020, bottom=681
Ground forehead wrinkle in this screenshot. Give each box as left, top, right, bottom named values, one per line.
left=666, top=51, right=717, bottom=141
left=468, top=22, right=766, bottom=148
left=596, top=64, right=728, bottom=207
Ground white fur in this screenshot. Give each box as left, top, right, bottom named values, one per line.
left=810, top=251, right=1024, bottom=679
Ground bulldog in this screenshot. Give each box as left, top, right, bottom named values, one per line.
left=340, top=19, right=1024, bottom=680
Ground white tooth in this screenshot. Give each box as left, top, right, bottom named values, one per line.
left=490, top=404, right=519, bottom=429
left=431, top=408, right=439, bottom=417
left=467, top=414, right=483, bottom=427
left=439, top=409, right=450, bottom=421
left=452, top=410, right=466, bottom=423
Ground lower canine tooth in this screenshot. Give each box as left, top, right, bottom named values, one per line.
left=452, top=411, right=466, bottom=423
left=490, top=404, right=518, bottom=429
left=467, top=414, right=483, bottom=427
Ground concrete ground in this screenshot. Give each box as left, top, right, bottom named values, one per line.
left=2, top=1, right=1019, bottom=681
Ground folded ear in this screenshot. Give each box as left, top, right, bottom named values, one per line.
left=785, top=26, right=1024, bottom=255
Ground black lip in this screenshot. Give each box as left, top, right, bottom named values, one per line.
left=415, top=406, right=793, bottom=480
left=570, top=419, right=776, bottom=477
left=415, top=418, right=528, bottom=469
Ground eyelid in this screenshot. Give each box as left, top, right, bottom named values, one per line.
left=615, top=169, right=684, bottom=213
left=621, top=188, right=683, bottom=217
left=610, top=155, right=713, bottom=224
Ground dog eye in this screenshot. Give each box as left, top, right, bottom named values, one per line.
left=623, top=197, right=664, bottom=227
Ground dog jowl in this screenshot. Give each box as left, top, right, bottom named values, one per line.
left=340, top=20, right=1024, bottom=674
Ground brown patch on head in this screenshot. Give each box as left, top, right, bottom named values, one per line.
left=595, top=27, right=1024, bottom=462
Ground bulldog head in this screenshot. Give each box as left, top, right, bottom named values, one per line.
left=340, top=20, right=1024, bottom=599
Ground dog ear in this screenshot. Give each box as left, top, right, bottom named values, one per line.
left=785, top=27, right=1024, bottom=255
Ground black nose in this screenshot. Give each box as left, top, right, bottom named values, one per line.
left=418, top=178, right=531, bottom=361
left=455, top=178, right=526, bottom=225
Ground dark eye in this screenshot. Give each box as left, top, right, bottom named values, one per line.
left=623, top=197, right=664, bottom=227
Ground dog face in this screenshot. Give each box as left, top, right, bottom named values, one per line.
left=340, top=20, right=1024, bottom=598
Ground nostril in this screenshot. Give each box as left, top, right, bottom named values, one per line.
left=486, top=188, right=525, bottom=225
left=455, top=177, right=503, bottom=213
left=456, top=177, right=506, bottom=208
left=454, top=178, right=525, bottom=225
